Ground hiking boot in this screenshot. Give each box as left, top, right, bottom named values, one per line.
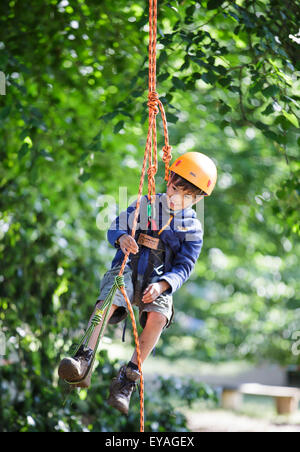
left=107, top=365, right=141, bottom=415
left=58, top=345, right=94, bottom=387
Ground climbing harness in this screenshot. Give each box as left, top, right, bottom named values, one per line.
left=65, top=0, right=172, bottom=433
left=130, top=214, right=174, bottom=306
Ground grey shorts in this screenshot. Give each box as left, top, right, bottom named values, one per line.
left=96, top=264, right=174, bottom=329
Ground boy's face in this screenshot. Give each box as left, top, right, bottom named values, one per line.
left=166, top=179, right=203, bottom=211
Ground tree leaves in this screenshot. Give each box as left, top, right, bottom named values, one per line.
left=262, top=85, right=280, bottom=98
left=78, top=172, right=91, bottom=182
left=218, top=100, right=231, bottom=115
left=282, top=111, right=299, bottom=128
left=113, top=120, right=125, bottom=134
left=18, top=143, right=29, bottom=160
left=206, top=0, right=225, bottom=10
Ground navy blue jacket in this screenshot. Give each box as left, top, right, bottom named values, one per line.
left=107, top=193, right=203, bottom=294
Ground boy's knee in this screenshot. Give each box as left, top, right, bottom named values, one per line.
left=146, top=311, right=167, bottom=329
left=95, top=300, right=119, bottom=319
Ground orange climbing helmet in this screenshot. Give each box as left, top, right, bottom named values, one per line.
left=169, top=152, right=217, bottom=196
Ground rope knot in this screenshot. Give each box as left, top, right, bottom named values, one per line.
left=162, top=144, right=172, bottom=163
left=147, top=91, right=159, bottom=115
left=91, top=313, right=102, bottom=327
left=114, top=275, right=125, bottom=290
left=147, top=165, right=157, bottom=179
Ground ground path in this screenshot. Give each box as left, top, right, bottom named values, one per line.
left=102, top=339, right=300, bottom=432
left=186, top=409, right=300, bottom=432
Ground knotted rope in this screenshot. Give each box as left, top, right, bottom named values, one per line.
left=117, top=0, right=173, bottom=432
left=67, top=1, right=172, bottom=433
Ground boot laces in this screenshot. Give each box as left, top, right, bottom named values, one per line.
left=74, top=345, right=93, bottom=363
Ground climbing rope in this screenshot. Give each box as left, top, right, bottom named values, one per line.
left=65, top=275, right=125, bottom=386
left=117, top=0, right=172, bottom=431
left=66, top=0, right=172, bottom=433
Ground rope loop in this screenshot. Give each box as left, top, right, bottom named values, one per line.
left=114, top=275, right=125, bottom=290
left=147, top=91, right=159, bottom=115
left=91, top=313, right=102, bottom=327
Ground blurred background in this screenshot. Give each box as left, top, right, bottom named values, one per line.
left=0, top=0, right=299, bottom=432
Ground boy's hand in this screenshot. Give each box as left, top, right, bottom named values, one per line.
left=142, top=281, right=170, bottom=303
left=119, top=234, right=139, bottom=255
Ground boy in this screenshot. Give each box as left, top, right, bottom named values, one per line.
left=58, top=151, right=217, bottom=415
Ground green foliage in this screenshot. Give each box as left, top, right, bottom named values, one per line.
left=0, top=0, right=299, bottom=432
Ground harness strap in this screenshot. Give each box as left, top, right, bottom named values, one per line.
left=122, top=317, right=128, bottom=343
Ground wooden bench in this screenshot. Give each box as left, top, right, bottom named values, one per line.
left=221, top=383, right=300, bottom=415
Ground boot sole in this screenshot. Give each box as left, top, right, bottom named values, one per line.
left=107, top=396, right=129, bottom=415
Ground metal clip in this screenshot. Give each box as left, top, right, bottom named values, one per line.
left=154, top=264, right=164, bottom=276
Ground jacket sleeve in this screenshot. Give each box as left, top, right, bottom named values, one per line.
left=159, top=224, right=203, bottom=294
left=107, top=196, right=148, bottom=248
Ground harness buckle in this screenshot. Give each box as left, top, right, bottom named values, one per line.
left=154, top=264, right=164, bottom=276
